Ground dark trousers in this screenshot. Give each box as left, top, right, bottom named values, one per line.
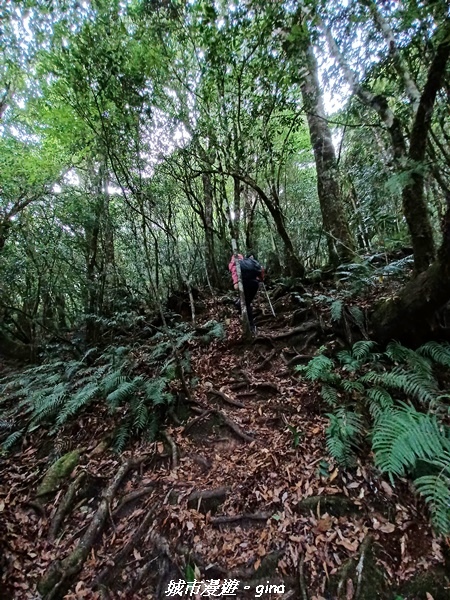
left=235, top=280, right=259, bottom=327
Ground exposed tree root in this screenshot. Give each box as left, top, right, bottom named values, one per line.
left=38, top=458, right=142, bottom=600
left=283, top=353, right=313, bottom=367
left=95, top=505, right=156, bottom=589
left=48, top=471, right=87, bottom=542
left=207, top=387, right=246, bottom=408
left=210, top=511, right=272, bottom=525
left=183, top=409, right=213, bottom=434
left=187, top=487, right=229, bottom=513
left=254, top=349, right=277, bottom=372
left=214, top=409, right=255, bottom=443
left=162, top=431, right=178, bottom=469
left=255, top=321, right=318, bottom=342
left=112, top=485, right=155, bottom=517
left=299, top=554, right=309, bottom=600
left=23, top=500, right=46, bottom=518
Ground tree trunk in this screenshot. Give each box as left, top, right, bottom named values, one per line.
left=320, top=15, right=438, bottom=272
left=372, top=194, right=450, bottom=345
left=202, top=172, right=220, bottom=288
left=401, top=25, right=450, bottom=273
left=300, top=40, right=355, bottom=267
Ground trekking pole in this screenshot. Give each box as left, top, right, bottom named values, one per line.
left=261, top=282, right=276, bottom=317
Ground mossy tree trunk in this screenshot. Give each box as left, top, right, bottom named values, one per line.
left=372, top=194, right=450, bottom=345
left=300, top=38, right=355, bottom=267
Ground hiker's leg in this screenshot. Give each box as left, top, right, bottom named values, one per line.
left=244, top=281, right=259, bottom=327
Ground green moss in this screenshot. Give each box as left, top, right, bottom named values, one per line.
left=36, top=450, right=81, bottom=497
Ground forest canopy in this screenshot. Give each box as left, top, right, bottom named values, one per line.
left=1, top=0, right=449, bottom=353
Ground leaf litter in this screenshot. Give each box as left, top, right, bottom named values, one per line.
left=0, top=292, right=447, bottom=599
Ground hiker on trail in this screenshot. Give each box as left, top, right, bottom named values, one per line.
left=228, top=252, right=264, bottom=334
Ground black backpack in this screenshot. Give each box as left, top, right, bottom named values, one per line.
left=239, top=257, right=262, bottom=281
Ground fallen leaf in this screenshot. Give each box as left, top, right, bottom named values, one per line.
left=379, top=523, right=395, bottom=533
left=316, top=516, right=332, bottom=533
left=337, top=538, right=359, bottom=552
left=329, top=468, right=339, bottom=482
left=381, top=481, right=393, bottom=497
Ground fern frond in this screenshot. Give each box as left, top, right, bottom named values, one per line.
left=336, top=351, right=362, bottom=372
left=102, top=367, right=126, bottom=394
left=360, top=368, right=436, bottom=404
left=330, top=300, right=343, bottom=322
left=365, top=387, right=394, bottom=421
left=326, top=408, right=364, bottom=468
left=30, top=383, right=69, bottom=424
left=130, top=396, right=149, bottom=431
left=55, top=381, right=100, bottom=427
left=417, top=341, right=450, bottom=368
left=112, top=424, right=130, bottom=453
left=349, top=306, right=365, bottom=328
left=106, top=377, right=143, bottom=410
left=386, top=341, right=432, bottom=377
left=144, top=377, right=170, bottom=406
left=2, top=429, right=24, bottom=451
left=321, top=384, right=338, bottom=407
left=352, top=340, right=376, bottom=361
left=299, top=355, right=335, bottom=381
left=414, top=471, right=450, bottom=535
left=372, top=408, right=450, bottom=477
left=341, top=380, right=365, bottom=394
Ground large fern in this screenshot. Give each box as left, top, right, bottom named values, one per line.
left=298, top=339, right=450, bottom=535
left=372, top=407, right=449, bottom=478
left=326, top=408, right=364, bottom=468
left=0, top=320, right=203, bottom=452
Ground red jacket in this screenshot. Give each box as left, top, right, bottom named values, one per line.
left=228, top=254, right=243, bottom=285
left=228, top=255, right=264, bottom=285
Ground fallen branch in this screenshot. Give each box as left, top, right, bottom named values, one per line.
left=48, top=471, right=87, bottom=542
left=39, top=458, right=141, bottom=600
left=207, top=388, right=245, bottom=408
left=187, top=487, right=229, bottom=513
left=210, top=511, right=272, bottom=525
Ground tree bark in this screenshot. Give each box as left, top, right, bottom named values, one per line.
left=300, top=39, right=355, bottom=266
left=402, top=24, right=450, bottom=273
left=202, top=172, right=220, bottom=287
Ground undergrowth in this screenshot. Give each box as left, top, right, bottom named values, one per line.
left=0, top=320, right=224, bottom=454
left=297, top=340, right=450, bottom=535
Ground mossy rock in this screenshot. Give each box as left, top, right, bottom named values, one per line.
left=327, top=536, right=389, bottom=600
left=36, top=450, right=81, bottom=498
left=397, top=568, right=450, bottom=600
left=295, top=494, right=361, bottom=517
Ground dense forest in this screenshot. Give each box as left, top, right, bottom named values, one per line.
left=1, top=0, right=450, bottom=598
